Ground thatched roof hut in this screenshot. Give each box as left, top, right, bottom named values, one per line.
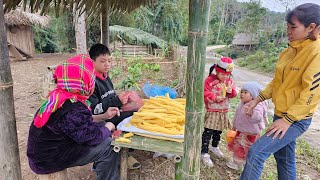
left=5, top=9, right=50, bottom=59
left=232, top=33, right=259, bottom=45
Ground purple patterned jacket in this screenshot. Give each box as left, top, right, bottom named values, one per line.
left=27, top=100, right=111, bottom=174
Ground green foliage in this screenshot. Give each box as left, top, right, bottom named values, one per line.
left=120, top=63, right=142, bottom=90
left=296, top=139, right=320, bottom=171
left=143, top=63, right=160, bottom=72
left=236, top=2, right=267, bottom=33
left=109, top=67, right=121, bottom=80
left=132, top=0, right=186, bottom=43
left=33, top=25, right=57, bottom=53
left=172, top=79, right=179, bottom=87
left=237, top=42, right=286, bottom=73
left=109, top=25, right=167, bottom=48
left=33, top=11, right=75, bottom=53
left=86, top=16, right=101, bottom=48
left=127, top=57, right=143, bottom=67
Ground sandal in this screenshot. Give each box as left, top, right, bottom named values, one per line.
left=127, top=156, right=141, bottom=170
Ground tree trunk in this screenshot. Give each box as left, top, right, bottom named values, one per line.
left=0, top=1, right=22, bottom=179
left=182, top=0, right=210, bottom=179
left=74, top=6, right=87, bottom=54
left=100, top=2, right=110, bottom=46
left=216, top=1, right=225, bottom=44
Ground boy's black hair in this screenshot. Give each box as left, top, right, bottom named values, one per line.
left=286, top=3, right=320, bottom=27
left=89, top=43, right=111, bottom=61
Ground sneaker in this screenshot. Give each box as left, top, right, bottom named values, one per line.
left=226, top=160, right=241, bottom=170
left=201, top=153, right=213, bottom=167
left=210, top=147, right=224, bottom=157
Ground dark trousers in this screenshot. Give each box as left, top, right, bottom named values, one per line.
left=69, top=137, right=120, bottom=180
left=201, top=128, right=222, bottom=154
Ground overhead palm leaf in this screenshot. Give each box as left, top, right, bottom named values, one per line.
left=3, top=0, right=154, bottom=16
left=109, top=25, right=166, bottom=48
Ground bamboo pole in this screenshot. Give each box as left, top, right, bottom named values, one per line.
left=0, top=1, right=22, bottom=179
left=182, top=0, right=211, bottom=179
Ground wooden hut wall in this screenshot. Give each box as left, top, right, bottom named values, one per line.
left=6, top=25, right=35, bottom=57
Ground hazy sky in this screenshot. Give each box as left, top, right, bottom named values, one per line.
left=238, top=0, right=320, bottom=12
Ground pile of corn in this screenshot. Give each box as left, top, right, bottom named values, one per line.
left=130, top=96, right=186, bottom=135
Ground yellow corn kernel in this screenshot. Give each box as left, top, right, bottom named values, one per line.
left=123, top=132, right=134, bottom=138
left=115, top=137, right=131, bottom=143
left=124, top=123, right=131, bottom=127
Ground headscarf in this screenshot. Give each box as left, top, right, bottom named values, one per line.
left=34, top=54, right=95, bottom=128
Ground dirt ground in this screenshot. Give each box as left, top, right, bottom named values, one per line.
left=10, top=53, right=320, bottom=180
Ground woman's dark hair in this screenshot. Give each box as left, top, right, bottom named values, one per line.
left=286, top=3, right=320, bottom=27
left=89, top=43, right=111, bottom=61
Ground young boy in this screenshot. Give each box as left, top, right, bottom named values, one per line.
left=88, top=44, right=133, bottom=125
left=88, top=43, right=141, bottom=170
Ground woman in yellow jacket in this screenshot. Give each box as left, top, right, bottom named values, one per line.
left=240, top=3, right=320, bottom=180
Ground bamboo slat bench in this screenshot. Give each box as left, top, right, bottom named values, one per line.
left=111, top=134, right=184, bottom=180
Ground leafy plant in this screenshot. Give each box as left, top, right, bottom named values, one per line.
left=109, top=67, right=121, bottom=80
left=109, top=25, right=167, bottom=48
left=143, top=63, right=160, bottom=72
left=120, top=63, right=142, bottom=90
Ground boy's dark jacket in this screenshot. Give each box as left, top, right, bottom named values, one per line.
left=88, top=74, right=133, bottom=125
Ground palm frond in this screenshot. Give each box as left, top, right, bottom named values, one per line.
left=109, top=25, right=166, bottom=48
left=3, top=0, right=154, bottom=16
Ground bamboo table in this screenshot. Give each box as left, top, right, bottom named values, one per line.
left=111, top=134, right=184, bottom=180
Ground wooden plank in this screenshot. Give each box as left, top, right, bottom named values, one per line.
left=8, top=44, right=24, bottom=60
left=122, top=52, right=149, bottom=56
left=111, top=134, right=184, bottom=156
left=121, top=46, right=148, bottom=49
left=13, top=44, right=33, bottom=58
left=122, top=50, right=148, bottom=53
left=122, top=45, right=147, bottom=47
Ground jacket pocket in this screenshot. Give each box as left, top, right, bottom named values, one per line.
left=285, top=87, right=302, bottom=108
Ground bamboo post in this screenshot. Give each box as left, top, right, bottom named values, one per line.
left=175, top=160, right=182, bottom=180
left=120, top=148, right=128, bottom=180
left=0, top=1, right=22, bottom=179
left=182, top=0, right=211, bottom=179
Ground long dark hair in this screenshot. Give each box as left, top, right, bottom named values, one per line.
left=286, top=3, right=320, bottom=27
left=209, top=64, right=216, bottom=76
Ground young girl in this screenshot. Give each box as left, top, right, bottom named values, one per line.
left=201, top=57, right=237, bottom=167
left=227, top=81, right=268, bottom=170
left=241, top=3, right=320, bottom=179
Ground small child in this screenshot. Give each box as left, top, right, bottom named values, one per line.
left=226, top=81, right=268, bottom=170
left=201, top=57, right=237, bottom=167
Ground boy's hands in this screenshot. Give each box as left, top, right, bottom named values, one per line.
left=103, top=107, right=120, bottom=119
